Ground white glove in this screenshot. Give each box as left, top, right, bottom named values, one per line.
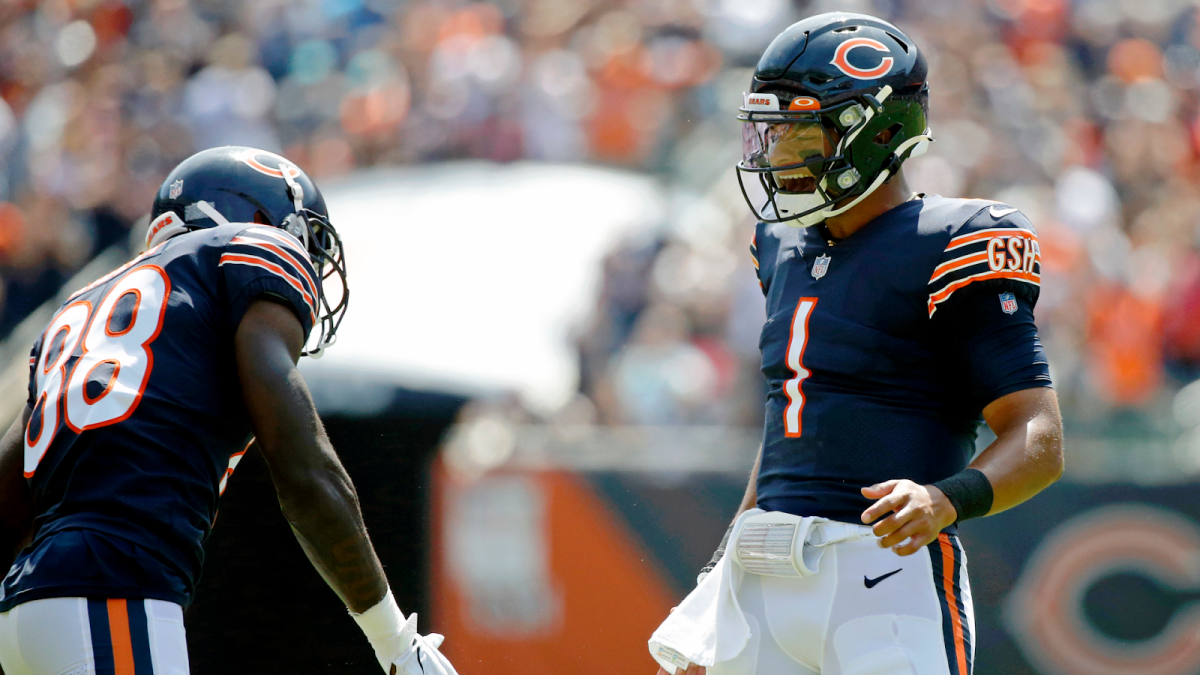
left=352, top=591, right=460, bottom=675
left=383, top=613, right=459, bottom=675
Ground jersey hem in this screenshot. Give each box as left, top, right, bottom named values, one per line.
left=983, top=379, right=1053, bottom=408
left=0, top=585, right=187, bottom=613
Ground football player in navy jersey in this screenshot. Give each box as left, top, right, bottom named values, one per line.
left=0, top=147, right=458, bottom=675
left=650, top=13, right=1063, bottom=675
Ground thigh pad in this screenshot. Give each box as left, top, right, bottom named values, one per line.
left=832, top=615, right=947, bottom=675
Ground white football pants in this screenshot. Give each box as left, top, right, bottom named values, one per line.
left=716, top=532, right=974, bottom=675
left=0, top=597, right=189, bottom=675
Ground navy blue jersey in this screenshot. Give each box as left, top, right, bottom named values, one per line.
left=0, top=223, right=316, bottom=611
left=751, top=195, right=1051, bottom=523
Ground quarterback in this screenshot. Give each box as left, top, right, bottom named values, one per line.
left=650, top=13, right=1063, bottom=675
left=0, top=147, right=457, bottom=675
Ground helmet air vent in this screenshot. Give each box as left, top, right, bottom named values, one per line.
left=874, top=123, right=904, bottom=146
left=885, top=32, right=910, bottom=53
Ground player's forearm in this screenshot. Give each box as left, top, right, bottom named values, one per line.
left=972, top=388, right=1063, bottom=515
left=265, top=432, right=389, bottom=613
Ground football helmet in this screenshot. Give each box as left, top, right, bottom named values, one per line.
left=148, top=146, right=348, bottom=356
left=737, top=12, right=933, bottom=227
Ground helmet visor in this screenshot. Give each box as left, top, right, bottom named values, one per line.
left=742, top=120, right=834, bottom=194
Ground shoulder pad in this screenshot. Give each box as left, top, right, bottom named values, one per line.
left=752, top=221, right=802, bottom=296
left=927, top=203, right=1040, bottom=318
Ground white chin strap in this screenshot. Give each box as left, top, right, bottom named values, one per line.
left=195, top=200, right=232, bottom=227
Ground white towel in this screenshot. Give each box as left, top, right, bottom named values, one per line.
left=648, top=509, right=760, bottom=674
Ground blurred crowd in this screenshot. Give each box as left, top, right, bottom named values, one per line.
left=2, top=0, right=1200, bottom=432
left=0, top=0, right=732, bottom=333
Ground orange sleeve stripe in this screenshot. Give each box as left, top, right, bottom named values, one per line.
left=231, top=237, right=318, bottom=297
left=945, top=228, right=1037, bottom=252
left=930, top=251, right=1041, bottom=285
left=930, top=252, right=988, bottom=282
left=751, top=255, right=760, bottom=270
left=106, top=599, right=136, bottom=675
left=219, top=254, right=317, bottom=323
left=930, top=268, right=1040, bottom=303
left=938, top=535, right=969, bottom=675
left=245, top=226, right=311, bottom=261
left=927, top=269, right=1040, bottom=316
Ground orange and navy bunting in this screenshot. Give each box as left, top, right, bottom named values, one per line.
left=929, top=534, right=972, bottom=675
left=87, top=599, right=155, bottom=674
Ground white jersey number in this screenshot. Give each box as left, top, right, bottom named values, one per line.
left=24, top=265, right=170, bottom=476
left=783, top=297, right=817, bottom=437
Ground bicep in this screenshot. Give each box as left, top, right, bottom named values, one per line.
left=234, top=298, right=314, bottom=472
left=982, top=386, right=1062, bottom=438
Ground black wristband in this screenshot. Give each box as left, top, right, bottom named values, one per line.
left=698, top=519, right=736, bottom=582
left=931, top=468, right=994, bottom=523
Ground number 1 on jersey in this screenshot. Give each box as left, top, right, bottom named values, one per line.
left=784, top=297, right=817, bottom=437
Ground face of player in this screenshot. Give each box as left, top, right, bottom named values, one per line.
left=744, top=120, right=836, bottom=194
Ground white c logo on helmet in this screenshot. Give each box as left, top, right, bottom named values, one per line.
left=830, top=38, right=894, bottom=80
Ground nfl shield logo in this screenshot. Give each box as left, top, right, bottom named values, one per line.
left=811, top=254, right=831, bottom=280
left=999, top=292, right=1018, bottom=314
left=168, top=179, right=183, bottom=199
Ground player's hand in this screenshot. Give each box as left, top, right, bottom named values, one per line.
left=376, top=614, right=459, bottom=675
left=860, top=479, right=957, bottom=556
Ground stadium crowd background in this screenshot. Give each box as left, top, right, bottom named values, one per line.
left=0, top=0, right=1199, bottom=451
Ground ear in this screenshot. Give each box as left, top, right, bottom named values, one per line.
left=253, top=210, right=271, bottom=225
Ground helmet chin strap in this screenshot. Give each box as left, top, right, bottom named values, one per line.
left=280, top=164, right=311, bottom=251
left=195, top=200, right=232, bottom=227
left=280, top=163, right=335, bottom=359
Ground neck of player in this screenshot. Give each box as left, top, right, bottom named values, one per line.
left=821, top=169, right=912, bottom=242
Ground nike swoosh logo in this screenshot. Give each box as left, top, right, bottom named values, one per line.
left=864, top=568, right=903, bottom=589
left=989, top=205, right=1018, bottom=218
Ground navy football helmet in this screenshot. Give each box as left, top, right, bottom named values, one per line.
left=737, top=12, right=933, bottom=227
left=148, top=146, right=347, bottom=356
